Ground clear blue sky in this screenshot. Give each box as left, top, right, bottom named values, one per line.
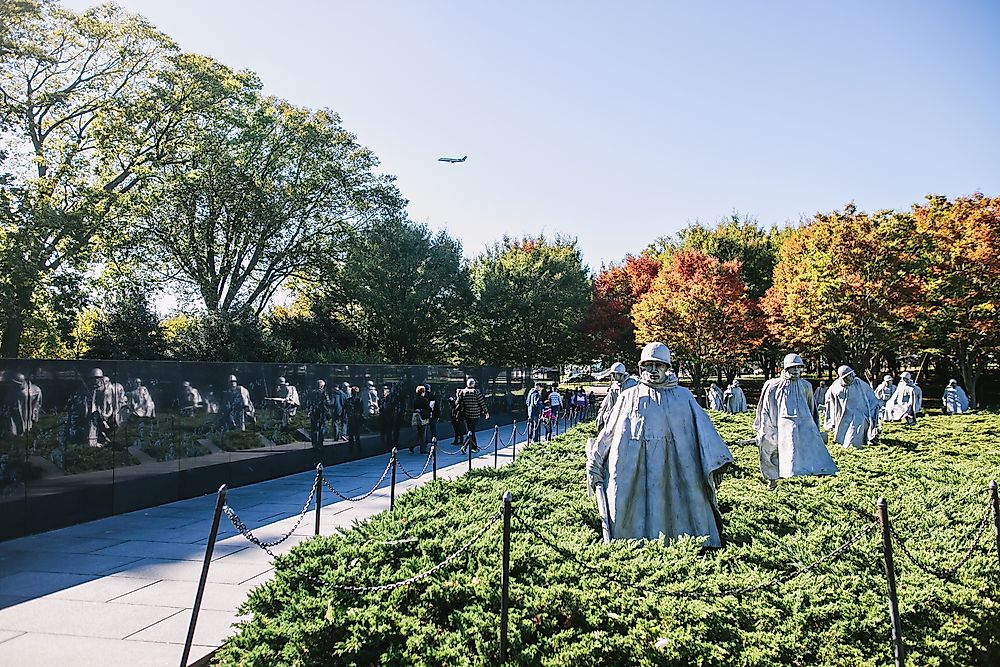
left=65, top=0, right=1000, bottom=271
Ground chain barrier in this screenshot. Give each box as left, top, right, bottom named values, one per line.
left=888, top=500, right=994, bottom=581
left=397, top=446, right=435, bottom=480
left=322, top=454, right=394, bottom=502
left=220, top=468, right=320, bottom=556
left=295, top=509, right=502, bottom=593
left=513, top=512, right=878, bottom=599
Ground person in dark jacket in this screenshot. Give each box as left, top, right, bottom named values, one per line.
left=346, top=386, right=363, bottom=448
left=379, top=386, right=402, bottom=449
left=448, top=387, right=465, bottom=445
left=305, top=379, right=331, bottom=448
left=525, top=383, right=543, bottom=443
left=458, top=378, right=489, bottom=453
left=425, top=384, right=441, bottom=447
left=326, top=381, right=346, bottom=441
left=411, top=385, right=431, bottom=454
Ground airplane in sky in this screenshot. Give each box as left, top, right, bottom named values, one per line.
left=438, top=155, right=467, bottom=163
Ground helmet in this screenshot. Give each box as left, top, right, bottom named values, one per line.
left=341, top=381, right=350, bottom=390
left=900, top=371, right=912, bottom=381
left=884, top=375, right=893, bottom=382
left=732, top=378, right=740, bottom=386
left=466, top=378, right=476, bottom=388
left=836, top=365, right=855, bottom=379
left=228, top=374, right=238, bottom=383
left=366, top=380, right=374, bottom=386
left=88, top=368, right=105, bottom=378
left=10, top=372, right=26, bottom=385
left=782, top=353, right=804, bottom=369
left=639, top=342, right=671, bottom=365
left=276, top=376, right=287, bottom=385
left=948, top=378, right=958, bottom=386
left=609, top=362, right=627, bottom=375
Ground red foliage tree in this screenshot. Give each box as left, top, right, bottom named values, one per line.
left=580, top=254, right=661, bottom=363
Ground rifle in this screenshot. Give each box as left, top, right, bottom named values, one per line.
left=594, top=482, right=612, bottom=544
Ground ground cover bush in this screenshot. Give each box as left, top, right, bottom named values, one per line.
left=215, top=412, right=1000, bottom=666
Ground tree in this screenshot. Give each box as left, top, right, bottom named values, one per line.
left=264, top=304, right=363, bottom=363
left=580, top=253, right=660, bottom=363
left=632, top=250, right=761, bottom=399
left=666, top=214, right=783, bottom=300
left=301, top=217, right=470, bottom=364
left=761, top=205, right=921, bottom=380
left=468, top=235, right=591, bottom=372
left=130, top=82, right=404, bottom=321
left=911, top=193, right=1000, bottom=407
left=76, top=285, right=165, bottom=360
left=0, top=4, right=238, bottom=356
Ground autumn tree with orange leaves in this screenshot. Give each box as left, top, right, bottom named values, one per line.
left=580, top=254, right=660, bottom=364
left=761, top=205, right=922, bottom=381
left=911, top=194, right=1000, bottom=407
left=632, top=250, right=761, bottom=400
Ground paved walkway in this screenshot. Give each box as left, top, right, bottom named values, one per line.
left=0, top=423, right=529, bottom=666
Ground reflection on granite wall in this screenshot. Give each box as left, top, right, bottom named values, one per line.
left=0, top=360, right=524, bottom=540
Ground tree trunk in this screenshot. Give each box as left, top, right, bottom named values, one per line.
left=0, top=285, right=34, bottom=358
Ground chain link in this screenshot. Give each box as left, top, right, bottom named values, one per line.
left=514, top=512, right=878, bottom=599
left=889, top=501, right=994, bottom=581
left=397, top=447, right=435, bottom=480
left=322, top=454, right=394, bottom=502
left=221, top=468, right=321, bottom=555
left=293, top=509, right=502, bottom=593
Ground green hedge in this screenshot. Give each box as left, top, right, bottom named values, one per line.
left=215, top=412, right=1000, bottom=666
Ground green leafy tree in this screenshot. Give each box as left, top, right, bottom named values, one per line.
left=0, top=3, right=238, bottom=356
left=468, top=235, right=591, bottom=371
left=77, top=285, right=165, bottom=360
left=129, top=82, right=403, bottom=321
left=294, top=217, right=469, bottom=363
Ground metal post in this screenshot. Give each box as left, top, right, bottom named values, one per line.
left=468, top=437, right=473, bottom=471
left=432, top=438, right=437, bottom=481
left=500, top=491, right=512, bottom=663
left=990, top=480, right=1000, bottom=569
left=390, top=448, right=397, bottom=511
left=180, top=484, right=227, bottom=667
left=877, top=498, right=905, bottom=667
left=511, top=420, right=516, bottom=462
left=494, top=425, right=500, bottom=468
left=314, top=463, right=323, bottom=536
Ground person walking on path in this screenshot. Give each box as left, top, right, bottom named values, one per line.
left=411, top=385, right=431, bottom=454
left=458, top=378, right=489, bottom=453
left=525, top=383, right=544, bottom=443
left=548, top=386, right=563, bottom=422
left=448, top=387, right=465, bottom=444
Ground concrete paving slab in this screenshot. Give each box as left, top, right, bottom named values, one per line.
left=0, top=632, right=207, bottom=667
left=0, top=571, right=96, bottom=598
left=0, top=534, right=126, bottom=556
left=107, top=557, right=270, bottom=584
left=0, top=629, right=24, bottom=644
left=0, top=551, right=145, bottom=576
left=92, top=539, right=247, bottom=561
left=127, top=607, right=245, bottom=646
left=0, top=595, right=29, bottom=610
left=113, top=578, right=254, bottom=611
left=48, top=575, right=159, bottom=602
left=0, top=597, right=184, bottom=638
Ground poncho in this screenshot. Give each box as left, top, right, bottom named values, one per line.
left=823, top=377, right=880, bottom=448
left=942, top=384, right=969, bottom=414
left=754, top=373, right=838, bottom=480
left=884, top=382, right=922, bottom=422
left=706, top=384, right=723, bottom=411
left=586, top=378, right=734, bottom=546
left=722, top=383, right=748, bottom=414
